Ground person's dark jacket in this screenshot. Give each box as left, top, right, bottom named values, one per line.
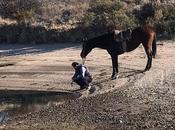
left=72, top=64, right=92, bottom=82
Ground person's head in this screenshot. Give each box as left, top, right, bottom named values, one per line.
left=71, top=62, right=79, bottom=69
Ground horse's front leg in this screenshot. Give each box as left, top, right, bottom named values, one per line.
left=111, top=55, right=119, bottom=80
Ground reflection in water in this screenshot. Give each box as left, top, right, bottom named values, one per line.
left=0, top=90, right=81, bottom=123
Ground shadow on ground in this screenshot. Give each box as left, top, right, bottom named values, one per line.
left=0, top=43, right=81, bottom=56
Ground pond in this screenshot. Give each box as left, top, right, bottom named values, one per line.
left=0, top=90, right=81, bottom=123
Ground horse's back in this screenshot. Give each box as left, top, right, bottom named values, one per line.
left=135, top=25, right=156, bottom=37
left=142, top=25, right=156, bottom=33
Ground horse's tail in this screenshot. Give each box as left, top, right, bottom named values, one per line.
left=152, top=34, right=157, bottom=58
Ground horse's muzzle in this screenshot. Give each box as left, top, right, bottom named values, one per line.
left=82, top=58, right=86, bottom=65
left=80, top=52, right=85, bottom=58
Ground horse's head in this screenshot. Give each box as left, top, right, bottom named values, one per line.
left=80, top=39, right=93, bottom=64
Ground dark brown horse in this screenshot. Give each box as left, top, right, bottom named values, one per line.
left=80, top=25, right=157, bottom=80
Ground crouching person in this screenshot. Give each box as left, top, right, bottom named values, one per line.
left=71, top=62, right=92, bottom=90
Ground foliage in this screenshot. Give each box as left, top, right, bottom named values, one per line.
left=0, top=0, right=40, bottom=24
left=133, top=2, right=175, bottom=38
left=0, top=0, right=175, bottom=43
left=82, top=0, right=137, bottom=31
left=134, top=3, right=155, bottom=25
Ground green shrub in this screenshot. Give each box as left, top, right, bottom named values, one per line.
left=133, top=3, right=156, bottom=25
left=82, top=0, right=136, bottom=31
left=133, top=2, right=175, bottom=39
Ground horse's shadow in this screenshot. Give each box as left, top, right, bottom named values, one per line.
left=0, top=43, right=81, bottom=57
left=91, top=68, right=145, bottom=87
left=119, top=68, right=145, bottom=78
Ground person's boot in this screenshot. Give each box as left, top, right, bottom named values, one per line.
left=88, top=85, right=96, bottom=94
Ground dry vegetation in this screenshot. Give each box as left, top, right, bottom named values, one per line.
left=0, top=0, right=175, bottom=43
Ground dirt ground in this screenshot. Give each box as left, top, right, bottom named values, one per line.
left=0, top=41, right=175, bottom=130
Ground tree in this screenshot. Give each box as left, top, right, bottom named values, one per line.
left=82, top=0, right=136, bottom=30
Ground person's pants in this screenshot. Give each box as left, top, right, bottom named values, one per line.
left=74, top=76, right=92, bottom=89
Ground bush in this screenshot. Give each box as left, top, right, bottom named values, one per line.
left=81, top=0, right=137, bottom=36
left=0, top=0, right=40, bottom=24
left=133, top=2, right=175, bottom=39
left=133, top=3, right=155, bottom=25
left=0, top=0, right=175, bottom=42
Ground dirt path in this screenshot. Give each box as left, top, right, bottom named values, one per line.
left=0, top=41, right=175, bottom=129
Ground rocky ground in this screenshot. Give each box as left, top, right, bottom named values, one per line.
left=0, top=41, right=175, bottom=130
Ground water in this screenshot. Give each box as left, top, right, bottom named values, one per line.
left=0, top=90, right=81, bottom=123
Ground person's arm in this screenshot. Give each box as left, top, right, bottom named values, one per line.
left=72, top=66, right=82, bottom=81
left=72, top=70, right=78, bottom=81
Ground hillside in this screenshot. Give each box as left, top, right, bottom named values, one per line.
left=0, top=0, right=175, bottom=43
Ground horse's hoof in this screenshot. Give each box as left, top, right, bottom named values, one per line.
left=153, top=55, right=156, bottom=58
left=111, top=76, right=116, bottom=80
left=144, top=68, right=150, bottom=71
left=116, top=74, right=119, bottom=78
left=111, top=74, right=119, bottom=80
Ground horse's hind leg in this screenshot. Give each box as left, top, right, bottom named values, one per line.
left=143, top=32, right=155, bottom=71
left=146, top=52, right=152, bottom=71
left=111, top=55, right=119, bottom=80
left=143, top=45, right=153, bottom=71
